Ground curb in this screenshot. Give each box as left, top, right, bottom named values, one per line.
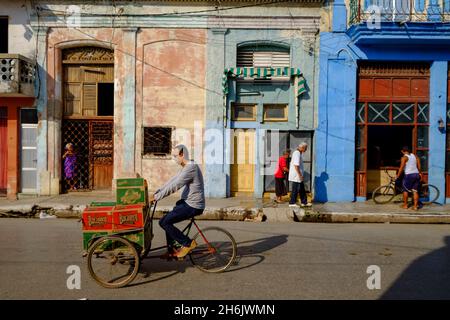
left=1, top=204, right=449, bottom=223
left=0, top=204, right=264, bottom=221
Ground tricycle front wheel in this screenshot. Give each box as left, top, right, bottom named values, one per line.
left=87, top=236, right=140, bottom=288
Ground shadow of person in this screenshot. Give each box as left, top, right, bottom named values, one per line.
left=380, top=235, right=450, bottom=299
left=226, top=234, right=288, bottom=273
left=314, top=172, right=329, bottom=203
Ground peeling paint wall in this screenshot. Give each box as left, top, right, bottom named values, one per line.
left=30, top=1, right=326, bottom=196
left=46, top=28, right=138, bottom=191
left=136, top=29, right=206, bottom=193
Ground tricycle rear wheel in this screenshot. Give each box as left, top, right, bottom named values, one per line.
left=87, top=236, right=140, bottom=288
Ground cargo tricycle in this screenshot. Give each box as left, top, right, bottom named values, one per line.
left=83, top=200, right=237, bottom=288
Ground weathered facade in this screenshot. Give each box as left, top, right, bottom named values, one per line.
left=0, top=0, right=328, bottom=199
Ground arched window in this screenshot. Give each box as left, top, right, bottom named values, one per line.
left=237, top=43, right=290, bottom=68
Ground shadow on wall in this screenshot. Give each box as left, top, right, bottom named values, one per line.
left=380, top=235, right=450, bottom=300
left=314, top=172, right=329, bottom=202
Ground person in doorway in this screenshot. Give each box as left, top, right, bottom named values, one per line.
left=274, top=149, right=291, bottom=203
left=288, top=143, right=312, bottom=208
left=62, top=143, right=77, bottom=191
left=149, top=144, right=205, bottom=259
left=396, top=146, right=422, bottom=211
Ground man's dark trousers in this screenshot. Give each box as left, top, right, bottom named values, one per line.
left=289, top=181, right=307, bottom=205
left=159, top=199, right=203, bottom=249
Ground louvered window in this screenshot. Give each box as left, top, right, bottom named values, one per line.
left=82, top=83, right=97, bottom=116
left=237, top=48, right=290, bottom=68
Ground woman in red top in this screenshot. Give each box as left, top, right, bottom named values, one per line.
left=274, top=149, right=291, bottom=203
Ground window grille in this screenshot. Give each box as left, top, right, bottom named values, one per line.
left=143, top=127, right=172, bottom=155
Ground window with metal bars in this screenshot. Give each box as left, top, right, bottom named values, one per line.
left=143, top=127, right=172, bottom=156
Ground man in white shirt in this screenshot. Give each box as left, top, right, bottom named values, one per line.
left=288, top=142, right=312, bottom=208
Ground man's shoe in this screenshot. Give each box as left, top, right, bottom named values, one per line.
left=175, top=240, right=197, bottom=259
left=300, top=203, right=312, bottom=207
left=289, top=204, right=300, bottom=208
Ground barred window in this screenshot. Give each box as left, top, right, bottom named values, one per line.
left=143, top=127, right=172, bottom=155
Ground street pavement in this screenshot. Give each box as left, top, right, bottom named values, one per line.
left=0, top=218, right=449, bottom=299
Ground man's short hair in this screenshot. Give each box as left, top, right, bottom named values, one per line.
left=175, top=144, right=190, bottom=161
left=401, top=146, right=410, bottom=152
left=284, top=149, right=291, bottom=155
left=298, top=142, right=308, bottom=149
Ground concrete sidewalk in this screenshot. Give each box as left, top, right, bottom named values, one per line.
left=0, top=191, right=449, bottom=223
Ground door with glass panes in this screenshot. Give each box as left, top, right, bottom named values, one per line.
left=356, top=62, right=430, bottom=198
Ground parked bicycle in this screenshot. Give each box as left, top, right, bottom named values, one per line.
left=85, top=201, right=237, bottom=288
left=372, top=169, right=439, bottom=205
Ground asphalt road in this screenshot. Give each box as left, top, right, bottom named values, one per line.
left=0, top=218, right=449, bottom=300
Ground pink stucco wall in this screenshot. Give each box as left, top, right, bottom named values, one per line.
left=45, top=28, right=206, bottom=193
left=136, top=29, right=206, bottom=192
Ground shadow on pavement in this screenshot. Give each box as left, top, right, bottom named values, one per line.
left=380, top=235, right=450, bottom=299
left=126, top=248, right=190, bottom=287
left=225, top=234, right=288, bottom=273
left=125, top=234, right=288, bottom=287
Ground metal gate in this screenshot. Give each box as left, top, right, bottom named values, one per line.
left=61, top=119, right=113, bottom=192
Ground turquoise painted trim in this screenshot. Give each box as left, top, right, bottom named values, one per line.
left=122, top=76, right=135, bottom=171
left=428, top=61, right=447, bottom=204
left=35, top=29, right=48, bottom=194
left=356, top=196, right=367, bottom=202
left=332, top=0, right=347, bottom=33
left=205, top=28, right=316, bottom=198
left=204, top=29, right=228, bottom=198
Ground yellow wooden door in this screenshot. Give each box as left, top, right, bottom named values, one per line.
left=231, top=129, right=255, bottom=195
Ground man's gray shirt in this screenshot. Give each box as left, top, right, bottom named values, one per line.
left=154, top=162, right=205, bottom=210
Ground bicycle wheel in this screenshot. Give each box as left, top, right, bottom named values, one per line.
left=372, top=185, right=396, bottom=204
left=87, top=236, right=140, bottom=288
left=189, top=227, right=237, bottom=273
left=420, top=184, right=440, bottom=204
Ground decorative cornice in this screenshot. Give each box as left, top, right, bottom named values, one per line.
left=30, top=14, right=321, bottom=31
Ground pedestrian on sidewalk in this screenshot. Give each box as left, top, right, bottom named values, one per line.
left=274, top=149, right=291, bottom=203
left=288, top=143, right=311, bottom=208
left=396, top=146, right=422, bottom=211
left=149, top=144, right=205, bottom=259
left=62, top=143, right=78, bottom=191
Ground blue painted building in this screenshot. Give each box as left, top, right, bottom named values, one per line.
left=315, top=0, right=450, bottom=203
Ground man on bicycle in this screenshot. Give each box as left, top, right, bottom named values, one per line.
left=396, top=146, right=422, bottom=211
left=149, top=144, right=205, bottom=259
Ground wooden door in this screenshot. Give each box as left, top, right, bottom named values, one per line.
left=0, top=107, right=7, bottom=194
left=91, top=121, right=113, bottom=189
left=231, top=129, right=255, bottom=195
